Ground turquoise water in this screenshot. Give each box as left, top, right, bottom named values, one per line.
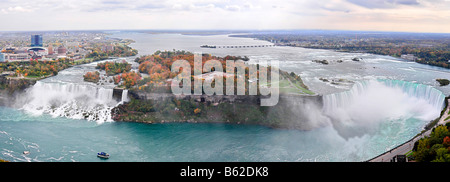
left=1, top=32, right=449, bottom=162
left=0, top=104, right=432, bottom=162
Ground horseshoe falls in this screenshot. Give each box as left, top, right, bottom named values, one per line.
left=323, top=79, right=445, bottom=139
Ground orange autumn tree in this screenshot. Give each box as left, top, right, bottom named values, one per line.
left=120, top=71, right=141, bottom=88
left=194, top=108, right=201, bottom=115
left=134, top=50, right=263, bottom=94
left=113, top=75, right=121, bottom=84
left=83, top=71, right=100, bottom=83
left=443, top=136, right=450, bottom=148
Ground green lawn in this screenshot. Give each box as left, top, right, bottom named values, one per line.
left=405, top=150, right=414, bottom=157
left=260, top=77, right=315, bottom=95
left=445, top=115, right=450, bottom=121
left=74, top=58, right=94, bottom=64
left=279, top=87, right=303, bottom=94
left=292, top=82, right=315, bottom=95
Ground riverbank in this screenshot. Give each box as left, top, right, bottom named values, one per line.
left=287, top=43, right=450, bottom=70
left=230, top=32, right=450, bottom=70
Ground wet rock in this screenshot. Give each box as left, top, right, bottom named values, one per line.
left=312, top=60, right=329, bottom=65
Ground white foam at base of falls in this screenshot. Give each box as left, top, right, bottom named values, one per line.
left=21, top=81, right=129, bottom=124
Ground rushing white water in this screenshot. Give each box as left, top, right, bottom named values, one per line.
left=121, top=89, right=129, bottom=103
left=2, top=32, right=450, bottom=162
left=15, top=57, right=136, bottom=124
left=322, top=79, right=445, bottom=138
left=20, top=81, right=127, bottom=124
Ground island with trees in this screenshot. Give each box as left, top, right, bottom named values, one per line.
left=110, top=50, right=320, bottom=130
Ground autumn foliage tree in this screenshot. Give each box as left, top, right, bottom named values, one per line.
left=113, top=75, right=121, bottom=84
left=134, top=50, right=260, bottom=93
left=443, top=136, right=450, bottom=148
left=96, top=61, right=131, bottom=76
left=83, top=71, right=100, bottom=83
left=6, top=59, right=72, bottom=78
left=194, top=108, right=201, bottom=115
left=119, top=71, right=141, bottom=88
left=413, top=125, right=450, bottom=162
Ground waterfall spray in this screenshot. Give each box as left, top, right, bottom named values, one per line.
left=20, top=81, right=129, bottom=124
left=322, top=79, right=445, bottom=138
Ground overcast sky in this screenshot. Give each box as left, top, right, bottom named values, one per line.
left=1, top=0, right=449, bottom=33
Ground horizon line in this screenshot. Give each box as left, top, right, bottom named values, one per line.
left=1, top=28, right=450, bottom=35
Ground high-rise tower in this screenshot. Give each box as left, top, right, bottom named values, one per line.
left=31, top=34, right=43, bottom=47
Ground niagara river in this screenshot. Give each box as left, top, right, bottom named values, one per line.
left=0, top=32, right=448, bottom=162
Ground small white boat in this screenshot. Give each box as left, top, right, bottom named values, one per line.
left=97, top=152, right=109, bottom=159
left=23, top=151, right=30, bottom=155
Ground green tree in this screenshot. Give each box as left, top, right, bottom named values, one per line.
left=431, top=125, right=450, bottom=142
left=432, top=148, right=450, bottom=162
left=413, top=138, right=431, bottom=162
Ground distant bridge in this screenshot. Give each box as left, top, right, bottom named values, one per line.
left=200, top=45, right=275, bottom=49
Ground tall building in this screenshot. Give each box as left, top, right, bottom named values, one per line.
left=31, top=34, right=43, bottom=47
left=48, top=45, right=54, bottom=55
left=57, top=46, right=67, bottom=55
left=0, top=53, right=5, bottom=62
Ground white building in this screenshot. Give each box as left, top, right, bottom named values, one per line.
left=401, top=54, right=417, bottom=61
left=4, top=53, right=30, bottom=61
left=193, top=71, right=236, bottom=82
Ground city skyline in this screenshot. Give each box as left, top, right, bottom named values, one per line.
left=0, top=0, right=450, bottom=33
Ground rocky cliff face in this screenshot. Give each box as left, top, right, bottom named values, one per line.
left=0, top=76, right=37, bottom=106
left=129, top=89, right=265, bottom=104
left=113, top=89, right=325, bottom=130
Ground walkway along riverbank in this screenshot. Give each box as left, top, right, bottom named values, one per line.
left=367, top=97, right=450, bottom=162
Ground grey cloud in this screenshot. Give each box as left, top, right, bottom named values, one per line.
left=346, top=0, right=420, bottom=8
left=396, top=0, right=420, bottom=5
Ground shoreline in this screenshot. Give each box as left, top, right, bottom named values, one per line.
left=229, top=33, right=450, bottom=70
